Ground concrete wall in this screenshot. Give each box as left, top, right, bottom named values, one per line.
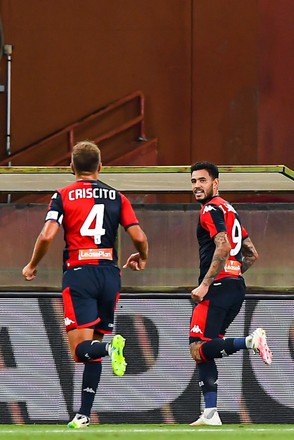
left=0, top=0, right=293, bottom=168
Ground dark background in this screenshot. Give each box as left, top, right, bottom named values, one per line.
left=0, top=0, right=294, bottom=168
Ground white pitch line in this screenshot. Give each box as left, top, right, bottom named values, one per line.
left=0, top=427, right=294, bottom=434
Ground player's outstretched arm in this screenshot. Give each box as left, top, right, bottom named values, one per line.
left=123, top=225, right=148, bottom=271
left=22, top=221, right=59, bottom=281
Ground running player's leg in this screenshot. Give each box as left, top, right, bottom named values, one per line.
left=201, top=280, right=271, bottom=364
left=191, top=279, right=247, bottom=362
left=62, top=267, right=110, bottom=362
left=66, top=328, right=108, bottom=429
left=65, top=266, right=126, bottom=428
left=189, top=297, right=224, bottom=425
left=189, top=279, right=272, bottom=426
left=63, top=268, right=109, bottom=429
left=95, top=266, right=126, bottom=377
left=189, top=279, right=244, bottom=426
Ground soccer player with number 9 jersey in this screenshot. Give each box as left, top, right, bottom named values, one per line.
left=188, top=161, right=272, bottom=426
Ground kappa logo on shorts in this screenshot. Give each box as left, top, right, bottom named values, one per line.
left=191, top=324, right=203, bottom=334
left=78, top=248, right=113, bottom=260
left=64, top=317, right=75, bottom=326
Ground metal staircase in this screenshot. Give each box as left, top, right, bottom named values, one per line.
left=0, top=90, right=158, bottom=167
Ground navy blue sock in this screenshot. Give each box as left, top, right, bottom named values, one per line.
left=233, top=337, right=247, bottom=350
left=75, top=340, right=108, bottom=362
left=201, top=338, right=240, bottom=360
left=204, top=391, right=217, bottom=409
left=79, top=361, right=102, bottom=417
left=197, top=360, right=218, bottom=408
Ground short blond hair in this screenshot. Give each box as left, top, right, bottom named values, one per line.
left=72, top=141, right=101, bottom=173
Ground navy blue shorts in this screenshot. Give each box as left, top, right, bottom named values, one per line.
left=189, top=277, right=246, bottom=344
left=62, top=265, right=121, bottom=334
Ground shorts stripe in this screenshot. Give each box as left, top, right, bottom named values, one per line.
left=62, top=286, right=101, bottom=331
left=62, top=287, right=77, bottom=331
left=189, top=299, right=210, bottom=340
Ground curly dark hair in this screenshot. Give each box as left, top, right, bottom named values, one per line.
left=190, top=161, right=219, bottom=179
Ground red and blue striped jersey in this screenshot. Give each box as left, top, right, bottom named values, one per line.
left=197, top=195, right=248, bottom=283
left=45, top=179, right=139, bottom=270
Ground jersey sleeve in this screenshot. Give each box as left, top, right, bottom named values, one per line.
left=45, top=191, right=64, bottom=225
left=241, top=225, right=249, bottom=241
left=200, top=205, right=227, bottom=238
left=120, top=193, right=139, bottom=229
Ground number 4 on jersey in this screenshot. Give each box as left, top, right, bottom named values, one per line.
left=80, top=204, right=106, bottom=244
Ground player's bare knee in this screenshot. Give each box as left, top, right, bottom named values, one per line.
left=190, top=341, right=205, bottom=362
left=69, top=342, right=81, bottom=362
left=70, top=347, right=79, bottom=362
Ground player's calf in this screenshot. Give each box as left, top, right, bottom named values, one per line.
left=75, top=340, right=108, bottom=362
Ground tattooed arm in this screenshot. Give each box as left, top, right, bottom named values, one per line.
left=202, top=231, right=231, bottom=286
left=191, top=231, right=231, bottom=302
left=241, top=237, right=258, bottom=273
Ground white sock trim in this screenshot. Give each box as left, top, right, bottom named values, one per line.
left=245, top=335, right=253, bottom=349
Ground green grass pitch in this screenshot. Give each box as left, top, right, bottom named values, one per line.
left=0, top=424, right=293, bottom=440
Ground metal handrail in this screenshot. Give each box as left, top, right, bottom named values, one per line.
left=0, top=90, right=146, bottom=166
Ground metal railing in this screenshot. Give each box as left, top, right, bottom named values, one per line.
left=0, top=90, right=147, bottom=166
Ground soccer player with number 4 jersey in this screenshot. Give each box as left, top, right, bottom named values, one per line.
left=189, top=161, right=272, bottom=426
left=22, top=141, right=148, bottom=428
